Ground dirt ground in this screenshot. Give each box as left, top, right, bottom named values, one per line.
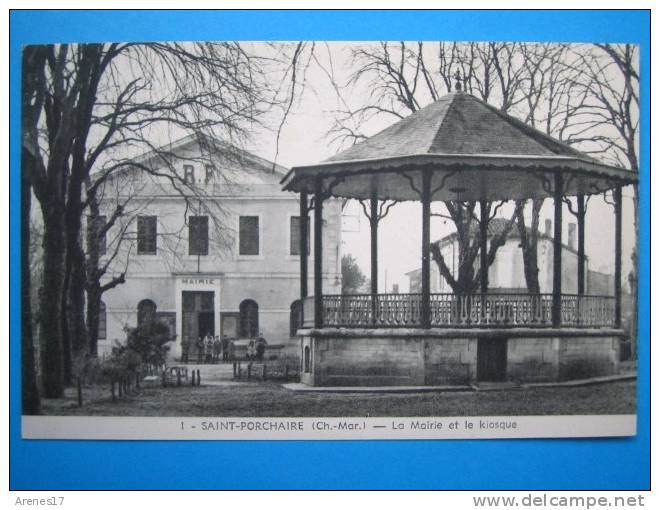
left=39, top=379, right=637, bottom=417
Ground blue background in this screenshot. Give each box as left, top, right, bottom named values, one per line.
left=9, top=10, right=650, bottom=490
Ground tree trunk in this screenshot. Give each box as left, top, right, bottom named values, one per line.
left=86, top=284, right=102, bottom=356
left=515, top=199, right=542, bottom=295
left=39, top=204, right=67, bottom=398
left=66, top=239, right=88, bottom=357
left=85, top=199, right=103, bottom=356
left=62, top=191, right=88, bottom=383
left=629, top=183, right=639, bottom=359
left=60, top=264, right=72, bottom=386
left=21, top=149, right=41, bottom=414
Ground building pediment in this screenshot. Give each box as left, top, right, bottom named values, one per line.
left=96, top=133, right=289, bottom=193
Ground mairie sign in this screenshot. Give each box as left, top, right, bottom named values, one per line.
left=181, top=278, right=215, bottom=285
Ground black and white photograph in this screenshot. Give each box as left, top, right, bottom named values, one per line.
left=20, top=39, right=639, bottom=440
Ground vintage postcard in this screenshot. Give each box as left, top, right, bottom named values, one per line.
left=20, top=40, right=639, bottom=440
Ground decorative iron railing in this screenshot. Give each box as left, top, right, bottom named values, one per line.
left=302, top=293, right=616, bottom=329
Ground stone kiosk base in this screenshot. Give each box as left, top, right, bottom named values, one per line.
left=298, top=328, right=623, bottom=387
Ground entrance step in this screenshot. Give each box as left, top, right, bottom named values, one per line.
left=471, top=381, right=522, bottom=392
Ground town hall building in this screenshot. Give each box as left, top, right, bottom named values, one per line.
left=95, top=134, right=342, bottom=360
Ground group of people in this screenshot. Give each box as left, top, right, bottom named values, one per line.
left=246, top=336, right=268, bottom=361
left=180, top=333, right=267, bottom=363
left=180, top=334, right=230, bottom=364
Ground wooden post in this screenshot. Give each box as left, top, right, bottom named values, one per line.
left=421, top=170, right=432, bottom=328
left=614, top=186, right=622, bottom=328
left=577, top=194, right=586, bottom=295
left=552, top=173, right=564, bottom=327
left=479, top=199, right=488, bottom=322
left=370, top=192, right=379, bottom=325
left=300, top=191, right=309, bottom=300
left=314, top=177, right=324, bottom=328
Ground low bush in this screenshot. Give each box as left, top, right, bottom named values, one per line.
left=98, top=319, right=172, bottom=401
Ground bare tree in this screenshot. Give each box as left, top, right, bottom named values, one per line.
left=429, top=201, right=522, bottom=294
left=328, top=42, right=528, bottom=294
left=22, top=42, right=304, bottom=397
left=82, top=136, right=261, bottom=355
left=21, top=47, right=47, bottom=409
left=512, top=43, right=587, bottom=294
left=571, top=43, right=639, bottom=355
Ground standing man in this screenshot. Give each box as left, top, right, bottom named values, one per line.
left=196, top=336, right=205, bottom=363
left=213, top=336, right=221, bottom=363
left=204, top=333, right=214, bottom=364
left=227, top=338, right=235, bottom=361
left=256, top=332, right=267, bottom=361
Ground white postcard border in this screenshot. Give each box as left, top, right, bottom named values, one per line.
left=22, top=414, right=636, bottom=440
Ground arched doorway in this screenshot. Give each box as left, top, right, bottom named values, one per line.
left=239, top=299, right=259, bottom=338
left=137, top=299, right=157, bottom=327
left=290, top=299, right=303, bottom=337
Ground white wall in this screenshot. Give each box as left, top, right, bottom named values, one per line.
left=96, top=140, right=342, bottom=357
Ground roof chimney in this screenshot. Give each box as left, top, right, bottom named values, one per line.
left=545, top=219, right=552, bottom=236
left=568, top=223, right=577, bottom=250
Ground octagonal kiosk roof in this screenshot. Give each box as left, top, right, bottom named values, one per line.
left=281, top=91, right=637, bottom=201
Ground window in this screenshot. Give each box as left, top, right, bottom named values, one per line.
left=239, top=216, right=259, bottom=255
left=189, top=216, right=209, bottom=255
left=137, top=299, right=157, bottom=327
left=290, top=300, right=303, bottom=337
left=290, top=216, right=310, bottom=256
left=87, top=214, right=107, bottom=256
left=205, top=165, right=215, bottom=185
left=239, top=299, right=259, bottom=338
left=183, top=165, right=195, bottom=184
left=137, top=216, right=157, bottom=255
left=98, top=301, right=107, bottom=340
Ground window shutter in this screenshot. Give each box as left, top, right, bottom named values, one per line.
left=138, top=216, right=157, bottom=254
left=290, top=216, right=300, bottom=255
left=239, top=216, right=259, bottom=255
left=290, top=216, right=310, bottom=255
left=98, top=301, right=106, bottom=340
left=189, top=216, right=209, bottom=255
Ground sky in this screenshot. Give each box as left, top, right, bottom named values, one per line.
left=244, top=42, right=637, bottom=293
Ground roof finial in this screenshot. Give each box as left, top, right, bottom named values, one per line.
left=454, top=69, right=462, bottom=92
